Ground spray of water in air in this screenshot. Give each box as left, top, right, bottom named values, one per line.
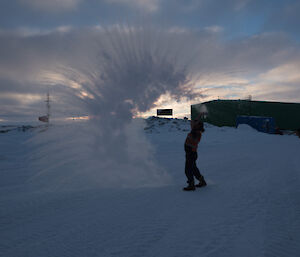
left=28, top=24, right=203, bottom=191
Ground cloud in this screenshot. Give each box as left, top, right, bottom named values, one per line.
left=0, top=25, right=202, bottom=121
left=0, top=92, right=42, bottom=105
left=196, top=60, right=300, bottom=103
left=19, top=0, right=81, bottom=12
left=233, top=0, right=251, bottom=11
left=0, top=26, right=73, bottom=37
left=204, top=25, right=224, bottom=33
left=0, top=0, right=296, bottom=44
left=105, top=0, right=160, bottom=12
left=243, top=61, right=300, bottom=102
left=217, top=32, right=296, bottom=73
left=264, top=1, right=300, bottom=35
left=19, top=0, right=161, bottom=13
left=0, top=25, right=300, bottom=122
left=258, top=62, right=300, bottom=84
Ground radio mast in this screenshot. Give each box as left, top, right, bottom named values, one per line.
left=46, top=91, right=50, bottom=120
left=38, top=90, right=50, bottom=123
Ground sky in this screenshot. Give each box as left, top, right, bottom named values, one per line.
left=0, top=0, right=300, bottom=121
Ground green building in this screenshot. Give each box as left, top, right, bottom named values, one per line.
left=191, top=100, right=300, bottom=131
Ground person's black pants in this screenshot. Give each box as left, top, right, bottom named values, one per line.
left=185, top=151, right=202, bottom=185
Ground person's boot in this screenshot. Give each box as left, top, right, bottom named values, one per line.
left=195, top=176, right=207, bottom=188
left=183, top=183, right=196, bottom=191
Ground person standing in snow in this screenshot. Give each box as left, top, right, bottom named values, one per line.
left=183, top=119, right=207, bottom=191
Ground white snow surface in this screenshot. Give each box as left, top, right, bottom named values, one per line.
left=1, top=118, right=300, bottom=257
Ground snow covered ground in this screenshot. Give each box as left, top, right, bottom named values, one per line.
left=1, top=118, right=300, bottom=257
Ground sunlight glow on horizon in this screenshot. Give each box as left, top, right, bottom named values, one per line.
left=65, top=116, right=89, bottom=120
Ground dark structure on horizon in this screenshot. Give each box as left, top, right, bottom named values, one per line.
left=38, top=91, right=50, bottom=123
left=191, top=99, right=300, bottom=131
left=157, top=109, right=173, bottom=116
